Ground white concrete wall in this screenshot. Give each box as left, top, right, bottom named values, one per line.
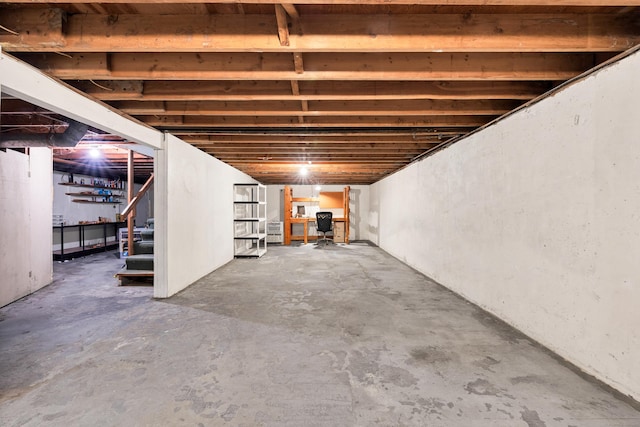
left=154, top=134, right=255, bottom=298
left=267, top=184, right=370, bottom=241
left=370, top=51, right=640, bottom=401
left=0, top=148, right=53, bottom=307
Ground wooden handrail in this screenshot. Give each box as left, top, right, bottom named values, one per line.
left=121, top=173, right=154, bottom=218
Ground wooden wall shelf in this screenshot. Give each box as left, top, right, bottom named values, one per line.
left=59, top=182, right=123, bottom=203
left=59, top=182, right=124, bottom=191
left=71, top=199, right=122, bottom=204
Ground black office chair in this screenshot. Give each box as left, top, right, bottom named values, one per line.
left=315, top=211, right=333, bottom=246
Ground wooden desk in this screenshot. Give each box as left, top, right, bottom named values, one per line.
left=289, top=217, right=345, bottom=244
left=283, top=185, right=350, bottom=245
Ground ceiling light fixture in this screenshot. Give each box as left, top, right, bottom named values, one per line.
left=299, top=166, right=308, bottom=176
left=89, top=147, right=101, bottom=158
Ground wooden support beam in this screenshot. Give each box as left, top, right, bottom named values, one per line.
left=289, top=80, right=305, bottom=123
left=70, top=80, right=552, bottom=102
left=293, top=52, right=305, bottom=74
left=111, top=99, right=521, bottom=116
left=181, top=133, right=467, bottom=145
left=281, top=4, right=299, bottom=20
left=16, top=52, right=595, bottom=81
left=2, top=10, right=638, bottom=53
left=274, top=5, right=290, bottom=46
left=127, top=149, right=135, bottom=256
left=137, top=114, right=491, bottom=128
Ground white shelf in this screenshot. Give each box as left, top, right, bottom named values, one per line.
left=233, top=183, right=267, bottom=258
left=234, top=246, right=268, bottom=258
left=235, top=233, right=267, bottom=240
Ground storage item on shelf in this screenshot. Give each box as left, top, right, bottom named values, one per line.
left=59, top=182, right=124, bottom=204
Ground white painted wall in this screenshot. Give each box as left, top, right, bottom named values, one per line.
left=0, top=148, right=53, bottom=307
left=266, top=184, right=370, bottom=241
left=370, top=51, right=640, bottom=400
left=52, top=171, right=151, bottom=227
left=154, top=133, right=256, bottom=298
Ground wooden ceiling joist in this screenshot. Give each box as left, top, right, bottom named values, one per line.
left=182, top=134, right=463, bottom=144
left=70, top=80, right=552, bottom=101
left=138, top=115, right=491, bottom=128
left=15, top=52, right=596, bottom=81
left=111, top=99, right=521, bottom=116
left=2, top=1, right=638, bottom=185
left=2, top=10, right=639, bottom=53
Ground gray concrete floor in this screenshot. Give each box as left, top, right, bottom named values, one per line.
left=1, top=243, right=639, bottom=426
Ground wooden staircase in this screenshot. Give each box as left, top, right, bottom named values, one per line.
left=115, top=218, right=154, bottom=285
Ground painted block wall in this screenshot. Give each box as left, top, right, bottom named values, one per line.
left=0, top=148, right=53, bottom=307
left=154, top=134, right=255, bottom=298
left=370, top=51, right=640, bottom=401
left=266, top=184, right=370, bottom=242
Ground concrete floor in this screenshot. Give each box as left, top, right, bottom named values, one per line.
left=1, top=243, right=639, bottom=427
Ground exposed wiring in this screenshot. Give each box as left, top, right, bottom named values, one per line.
left=53, top=51, right=73, bottom=59
left=89, top=79, right=114, bottom=91
left=0, top=24, right=18, bottom=35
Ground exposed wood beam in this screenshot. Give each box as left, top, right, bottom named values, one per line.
left=0, top=113, right=68, bottom=132
left=281, top=4, right=299, bottom=20
left=112, top=99, right=521, bottom=116
left=219, top=156, right=419, bottom=163
left=196, top=146, right=437, bottom=153
left=139, top=115, right=491, bottom=128
left=290, top=80, right=305, bottom=123
left=16, top=52, right=596, bottom=81
left=70, top=80, right=552, bottom=101
left=2, top=10, right=638, bottom=53
left=293, top=52, right=305, bottom=74
left=211, top=3, right=245, bottom=14
left=172, top=130, right=467, bottom=137
left=181, top=134, right=465, bottom=144
left=274, top=5, right=290, bottom=47
left=0, top=118, right=88, bottom=148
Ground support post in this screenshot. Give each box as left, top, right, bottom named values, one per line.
left=127, top=149, right=135, bottom=256
left=283, top=185, right=292, bottom=245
